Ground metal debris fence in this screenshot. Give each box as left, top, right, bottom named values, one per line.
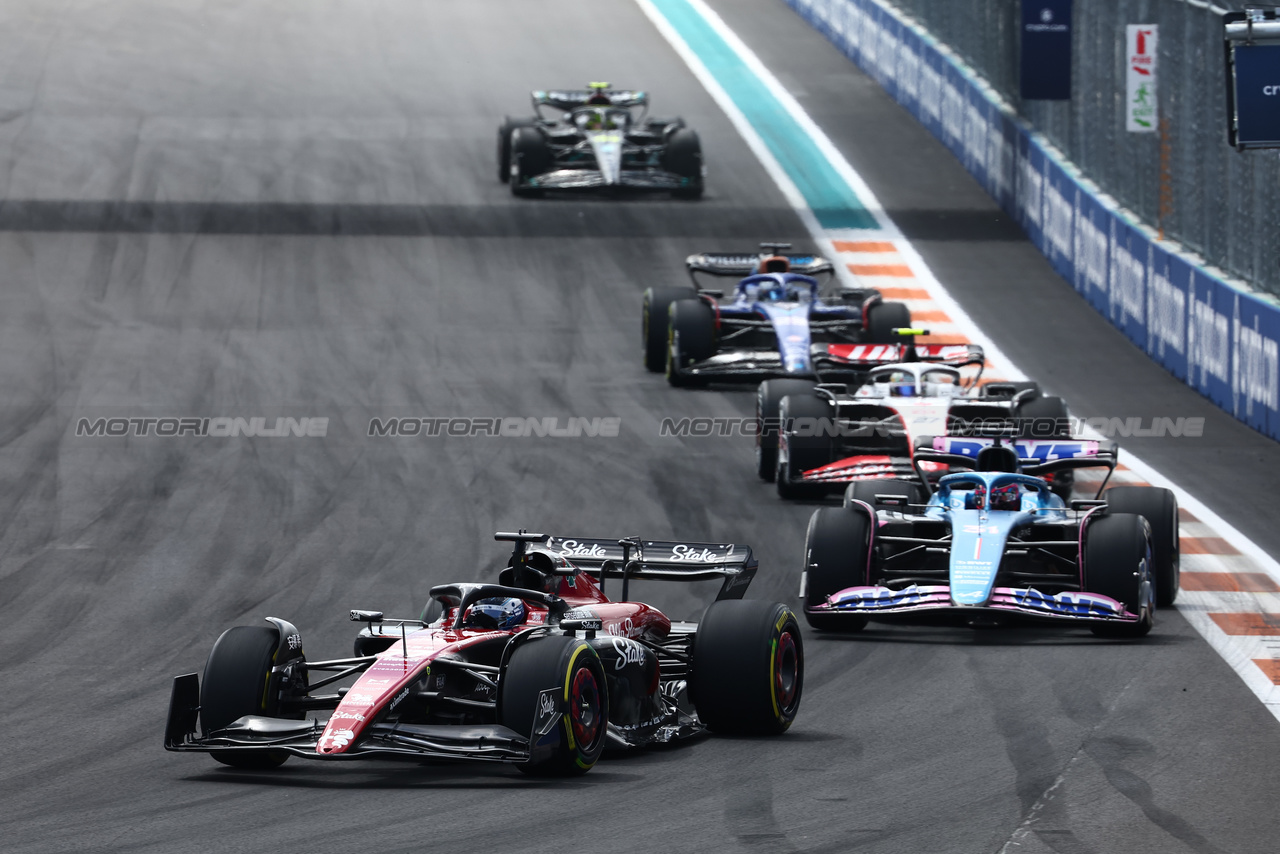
left=885, top=0, right=1280, bottom=298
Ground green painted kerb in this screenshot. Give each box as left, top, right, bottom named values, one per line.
left=649, top=0, right=877, bottom=230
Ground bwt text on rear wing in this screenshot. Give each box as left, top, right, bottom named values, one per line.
left=911, top=436, right=1120, bottom=498
left=497, top=532, right=757, bottom=601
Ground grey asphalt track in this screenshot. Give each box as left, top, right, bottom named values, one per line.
left=0, top=2, right=1276, bottom=853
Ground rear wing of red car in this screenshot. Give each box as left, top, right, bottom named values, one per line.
left=505, top=534, right=758, bottom=601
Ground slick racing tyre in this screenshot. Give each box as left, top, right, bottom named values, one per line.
left=643, top=286, right=697, bottom=373
left=496, top=116, right=538, bottom=183
left=776, top=392, right=833, bottom=499
left=1015, top=394, right=1071, bottom=438
left=803, top=506, right=872, bottom=632
left=1104, top=486, right=1180, bottom=606
left=647, top=116, right=686, bottom=135
left=1084, top=513, right=1155, bottom=638
left=845, top=478, right=926, bottom=511
left=500, top=635, right=608, bottom=776
left=201, top=625, right=291, bottom=769
left=509, top=127, right=551, bottom=197
left=666, top=298, right=716, bottom=387
left=865, top=301, right=911, bottom=344
left=662, top=128, right=703, bottom=199
left=756, top=378, right=818, bottom=481
left=691, top=599, right=803, bottom=735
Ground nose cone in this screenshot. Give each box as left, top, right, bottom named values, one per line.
left=764, top=305, right=813, bottom=373
left=948, top=510, right=1009, bottom=607
left=588, top=132, right=624, bottom=184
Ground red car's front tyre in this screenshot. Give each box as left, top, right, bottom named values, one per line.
left=690, top=599, right=804, bottom=735
left=499, top=635, right=609, bottom=776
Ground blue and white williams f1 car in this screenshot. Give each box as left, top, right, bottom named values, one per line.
left=641, top=243, right=914, bottom=386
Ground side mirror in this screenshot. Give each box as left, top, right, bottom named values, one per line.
left=1070, top=499, right=1107, bottom=511
left=560, top=616, right=602, bottom=638
left=1012, top=388, right=1040, bottom=405
left=350, top=610, right=384, bottom=623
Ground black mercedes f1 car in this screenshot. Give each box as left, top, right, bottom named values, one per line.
left=497, top=83, right=703, bottom=197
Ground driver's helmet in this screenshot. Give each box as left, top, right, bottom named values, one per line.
left=963, top=483, right=987, bottom=510
left=989, top=483, right=1022, bottom=511
left=463, top=597, right=527, bottom=631
left=583, top=108, right=617, bottom=130
left=760, top=281, right=789, bottom=302
left=886, top=371, right=916, bottom=397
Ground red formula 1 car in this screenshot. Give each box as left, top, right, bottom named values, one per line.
left=165, top=532, right=803, bottom=776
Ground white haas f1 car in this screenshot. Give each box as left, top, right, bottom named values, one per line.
left=166, top=532, right=802, bottom=776
left=498, top=83, right=702, bottom=197
left=801, top=436, right=1180, bottom=638
left=767, top=347, right=1074, bottom=499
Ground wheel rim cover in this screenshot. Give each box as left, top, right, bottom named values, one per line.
left=775, top=631, right=799, bottom=712
left=570, top=668, right=601, bottom=748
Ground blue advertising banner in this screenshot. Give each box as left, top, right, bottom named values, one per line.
left=1108, top=220, right=1148, bottom=347
left=1146, top=244, right=1191, bottom=382
left=990, top=109, right=1018, bottom=213
left=1041, top=158, right=1076, bottom=283
left=1233, top=291, right=1280, bottom=433
left=1020, top=0, right=1073, bottom=100
left=1231, top=44, right=1280, bottom=147
left=1187, top=272, right=1234, bottom=412
left=1073, top=190, right=1109, bottom=311
left=919, top=46, right=945, bottom=141
left=1014, top=136, right=1045, bottom=252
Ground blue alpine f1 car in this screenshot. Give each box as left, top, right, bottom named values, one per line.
left=801, top=435, right=1180, bottom=637
left=641, top=243, right=913, bottom=387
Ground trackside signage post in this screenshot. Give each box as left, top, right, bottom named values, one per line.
left=1020, top=0, right=1073, bottom=100
left=1126, top=25, right=1158, bottom=132
left=1225, top=9, right=1280, bottom=149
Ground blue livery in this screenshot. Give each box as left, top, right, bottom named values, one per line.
left=802, top=436, right=1179, bottom=638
